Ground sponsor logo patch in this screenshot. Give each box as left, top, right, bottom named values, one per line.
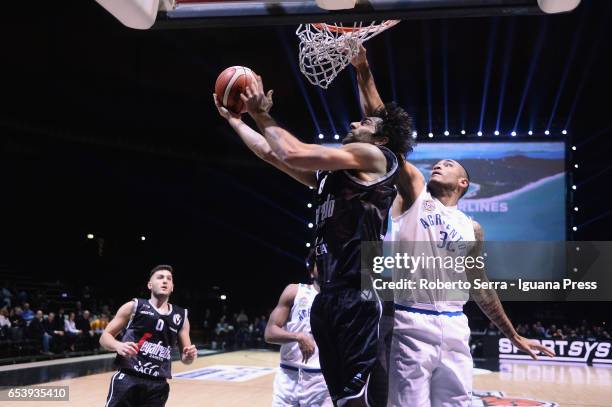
left=140, top=340, right=172, bottom=361
left=133, top=361, right=160, bottom=377
left=472, top=390, right=558, bottom=406
left=423, top=199, right=436, bottom=212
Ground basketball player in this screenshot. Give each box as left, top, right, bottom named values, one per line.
left=213, top=72, right=413, bottom=407
left=100, top=265, right=197, bottom=407
left=265, top=251, right=332, bottom=407
left=351, top=44, right=555, bottom=406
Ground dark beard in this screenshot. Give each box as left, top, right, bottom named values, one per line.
left=341, top=132, right=355, bottom=145
left=426, top=180, right=444, bottom=198
left=427, top=179, right=457, bottom=200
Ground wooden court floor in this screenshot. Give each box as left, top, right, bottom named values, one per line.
left=2, top=350, right=611, bottom=406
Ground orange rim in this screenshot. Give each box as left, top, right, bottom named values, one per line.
left=311, top=20, right=399, bottom=33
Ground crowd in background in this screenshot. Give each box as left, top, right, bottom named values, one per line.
left=0, top=283, right=112, bottom=357
left=0, top=281, right=275, bottom=359
left=483, top=320, right=611, bottom=341
left=202, top=308, right=270, bottom=351
left=3, top=281, right=612, bottom=362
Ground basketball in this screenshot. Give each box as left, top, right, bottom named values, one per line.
left=215, top=66, right=257, bottom=114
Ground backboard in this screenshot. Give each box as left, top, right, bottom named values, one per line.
left=96, top=0, right=581, bottom=30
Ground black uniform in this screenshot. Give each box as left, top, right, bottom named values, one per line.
left=310, top=146, right=398, bottom=407
left=105, top=298, right=186, bottom=407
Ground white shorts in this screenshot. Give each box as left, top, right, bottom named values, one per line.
left=388, top=307, right=473, bottom=407
left=272, top=365, right=333, bottom=407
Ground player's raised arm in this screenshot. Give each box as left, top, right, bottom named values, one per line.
left=99, top=300, right=139, bottom=357
left=351, top=44, right=384, bottom=116
left=265, top=284, right=316, bottom=363
left=241, top=76, right=387, bottom=174
left=393, top=160, right=426, bottom=214
left=178, top=315, right=197, bottom=365
left=351, top=45, right=424, bottom=210
left=466, top=221, right=555, bottom=360
left=213, top=93, right=317, bottom=187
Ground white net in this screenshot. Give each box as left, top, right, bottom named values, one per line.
left=296, top=20, right=399, bottom=89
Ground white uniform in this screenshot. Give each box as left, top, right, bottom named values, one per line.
left=273, top=284, right=332, bottom=407
left=386, top=187, right=476, bottom=407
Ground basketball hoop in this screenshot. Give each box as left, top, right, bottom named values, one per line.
left=296, top=20, right=399, bottom=89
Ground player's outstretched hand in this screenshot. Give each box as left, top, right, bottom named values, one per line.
left=297, top=332, right=316, bottom=363
left=350, top=44, right=368, bottom=68
left=510, top=334, right=555, bottom=360
left=117, top=341, right=139, bottom=357
left=213, top=93, right=240, bottom=120
left=240, top=75, right=273, bottom=117
left=182, top=345, right=198, bottom=364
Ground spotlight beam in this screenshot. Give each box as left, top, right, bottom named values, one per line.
left=442, top=20, right=449, bottom=133
left=206, top=167, right=307, bottom=224
left=422, top=21, right=433, bottom=134
left=576, top=166, right=612, bottom=188
left=546, top=10, right=585, bottom=130
left=577, top=125, right=612, bottom=148
left=564, top=7, right=610, bottom=130
left=495, top=18, right=515, bottom=133
left=277, top=27, right=322, bottom=135
left=384, top=32, right=398, bottom=103
left=512, top=21, right=548, bottom=132
left=348, top=67, right=362, bottom=116
left=316, top=87, right=338, bottom=137
left=479, top=18, right=499, bottom=133
left=199, top=211, right=304, bottom=264
left=578, top=208, right=612, bottom=230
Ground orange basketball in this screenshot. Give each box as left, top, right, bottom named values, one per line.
left=214, top=66, right=257, bottom=114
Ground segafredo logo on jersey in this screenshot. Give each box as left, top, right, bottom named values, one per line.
left=133, top=361, right=160, bottom=377
left=140, top=340, right=172, bottom=361
left=317, top=173, right=328, bottom=195
left=316, top=194, right=335, bottom=224
left=173, top=314, right=182, bottom=325
left=499, top=338, right=612, bottom=363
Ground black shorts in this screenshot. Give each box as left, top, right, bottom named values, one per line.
left=105, top=370, right=170, bottom=407
left=310, top=287, right=392, bottom=407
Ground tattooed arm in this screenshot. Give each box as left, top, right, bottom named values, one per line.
left=466, top=221, right=555, bottom=360
left=242, top=75, right=387, bottom=175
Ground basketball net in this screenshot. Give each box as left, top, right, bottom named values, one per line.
left=296, top=20, right=399, bottom=89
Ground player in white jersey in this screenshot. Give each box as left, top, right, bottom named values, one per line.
left=351, top=45, right=554, bottom=406
left=264, top=253, right=332, bottom=407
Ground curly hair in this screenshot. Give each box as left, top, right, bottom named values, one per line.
left=372, top=102, right=415, bottom=158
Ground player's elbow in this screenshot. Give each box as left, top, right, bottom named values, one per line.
left=259, top=149, right=278, bottom=164
left=282, top=149, right=326, bottom=170
left=99, top=333, right=109, bottom=349
left=282, top=155, right=303, bottom=169
left=276, top=148, right=302, bottom=165
left=263, top=324, right=279, bottom=344
left=263, top=327, right=273, bottom=344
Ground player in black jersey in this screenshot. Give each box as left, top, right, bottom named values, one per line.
left=100, top=265, right=197, bottom=407
left=214, top=74, right=413, bottom=406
